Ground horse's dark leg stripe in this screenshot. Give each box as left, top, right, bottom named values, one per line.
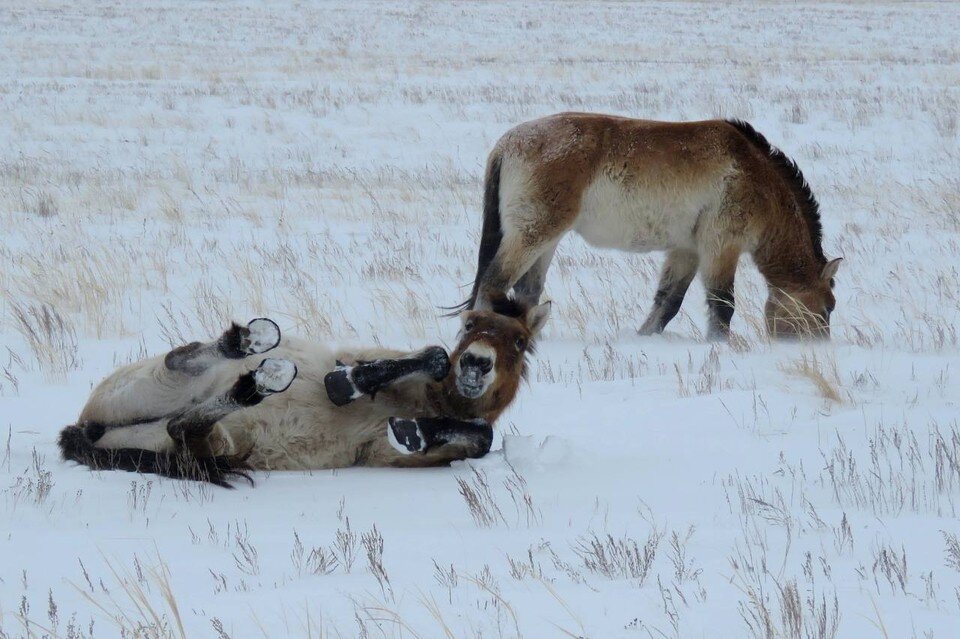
left=652, top=287, right=687, bottom=331
left=706, top=287, right=735, bottom=339
left=324, top=347, right=450, bottom=406
left=640, top=250, right=698, bottom=335
left=512, top=244, right=557, bottom=308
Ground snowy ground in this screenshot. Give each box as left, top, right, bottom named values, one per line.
left=2, top=1, right=959, bottom=637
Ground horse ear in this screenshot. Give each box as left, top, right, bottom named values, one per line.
left=821, top=257, right=843, bottom=281
left=525, top=301, right=551, bottom=337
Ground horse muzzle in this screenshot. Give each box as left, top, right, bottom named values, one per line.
left=455, top=366, right=488, bottom=399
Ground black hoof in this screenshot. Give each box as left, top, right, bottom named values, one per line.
left=421, top=346, right=451, bottom=381
left=324, top=366, right=361, bottom=406
left=387, top=417, right=425, bottom=454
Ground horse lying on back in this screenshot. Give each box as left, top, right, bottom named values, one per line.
left=58, top=297, right=550, bottom=486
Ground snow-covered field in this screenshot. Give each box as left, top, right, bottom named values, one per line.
left=2, top=1, right=959, bottom=637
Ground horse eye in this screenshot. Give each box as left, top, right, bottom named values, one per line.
left=515, top=337, right=526, bottom=351
left=464, top=319, right=475, bottom=331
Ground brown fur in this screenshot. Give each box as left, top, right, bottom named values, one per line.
left=467, top=112, right=841, bottom=339
left=60, top=303, right=550, bottom=483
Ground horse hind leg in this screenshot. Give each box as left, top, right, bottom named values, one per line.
left=700, top=244, right=741, bottom=340
left=511, top=241, right=558, bottom=308
left=165, top=317, right=281, bottom=375
left=167, top=357, right=298, bottom=456
left=639, top=249, right=699, bottom=335
left=78, top=318, right=283, bottom=443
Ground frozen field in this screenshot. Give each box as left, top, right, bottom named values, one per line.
left=2, top=1, right=959, bottom=637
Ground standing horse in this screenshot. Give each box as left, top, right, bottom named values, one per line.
left=463, top=112, right=842, bottom=338
left=58, top=297, right=550, bottom=486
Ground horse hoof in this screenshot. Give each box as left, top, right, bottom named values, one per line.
left=243, top=318, right=281, bottom=355
left=421, top=346, right=451, bottom=381
left=324, top=366, right=362, bottom=406
left=254, top=358, right=297, bottom=394
left=387, top=417, right=425, bottom=454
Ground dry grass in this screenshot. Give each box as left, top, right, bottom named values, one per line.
left=0, top=1, right=958, bottom=637
left=780, top=352, right=843, bottom=403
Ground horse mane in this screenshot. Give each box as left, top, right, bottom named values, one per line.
left=725, top=119, right=826, bottom=265
left=486, top=292, right=528, bottom=319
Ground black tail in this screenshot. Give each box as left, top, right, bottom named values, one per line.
left=58, top=424, right=252, bottom=488
left=444, top=154, right=503, bottom=315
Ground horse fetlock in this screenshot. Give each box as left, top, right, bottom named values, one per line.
left=220, top=318, right=281, bottom=358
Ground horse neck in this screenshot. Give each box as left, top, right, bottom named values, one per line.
left=751, top=211, right=823, bottom=291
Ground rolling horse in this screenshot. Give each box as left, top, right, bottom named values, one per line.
left=58, top=296, right=550, bottom=486
left=462, top=112, right=842, bottom=338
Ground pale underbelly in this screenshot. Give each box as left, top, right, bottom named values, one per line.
left=573, top=200, right=702, bottom=252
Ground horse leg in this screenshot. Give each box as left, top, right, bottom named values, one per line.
left=387, top=416, right=493, bottom=461
left=700, top=246, right=740, bottom=340
left=167, top=358, right=297, bottom=456
left=164, top=318, right=281, bottom=375
left=512, top=242, right=559, bottom=308
left=639, top=249, right=699, bottom=335
left=474, top=221, right=565, bottom=311
left=324, top=346, right=450, bottom=407
left=79, top=317, right=284, bottom=439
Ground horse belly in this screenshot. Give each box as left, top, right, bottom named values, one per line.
left=574, top=176, right=702, bottom=252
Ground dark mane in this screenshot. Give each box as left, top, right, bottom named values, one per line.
left=725, top=119, right=826, bottom=265
left=487, top=292, right=528, bottom=319
left=484, top=293, right=537, bottom=375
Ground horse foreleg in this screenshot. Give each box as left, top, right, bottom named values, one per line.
left=701, top=246, right=740, bottom=340
left=164, top=318, right=281, bottom=375
left=324, top=346, right=450, bottom=407
left=387, top=416, right=493, bottom=460
left=639, top=249, right=699, bottom=335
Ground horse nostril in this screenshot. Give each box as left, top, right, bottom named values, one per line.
left=460, top=352, right=492, bottom=375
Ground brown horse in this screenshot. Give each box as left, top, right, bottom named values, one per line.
left=58, top=297, right=550, bottom=486
left=463, top=112, right=842, bottom=338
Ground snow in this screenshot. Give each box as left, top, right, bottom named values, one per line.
left=1, top=1, right=959, bottom=637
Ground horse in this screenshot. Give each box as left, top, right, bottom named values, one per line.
left=58, top=297, right=550, bottom=486
left=462, top=112, right=842, bottom=339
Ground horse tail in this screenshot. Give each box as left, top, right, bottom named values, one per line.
left=444, top=153, right=503, bottom=315
left=58, top=423, right=251, bottom=488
